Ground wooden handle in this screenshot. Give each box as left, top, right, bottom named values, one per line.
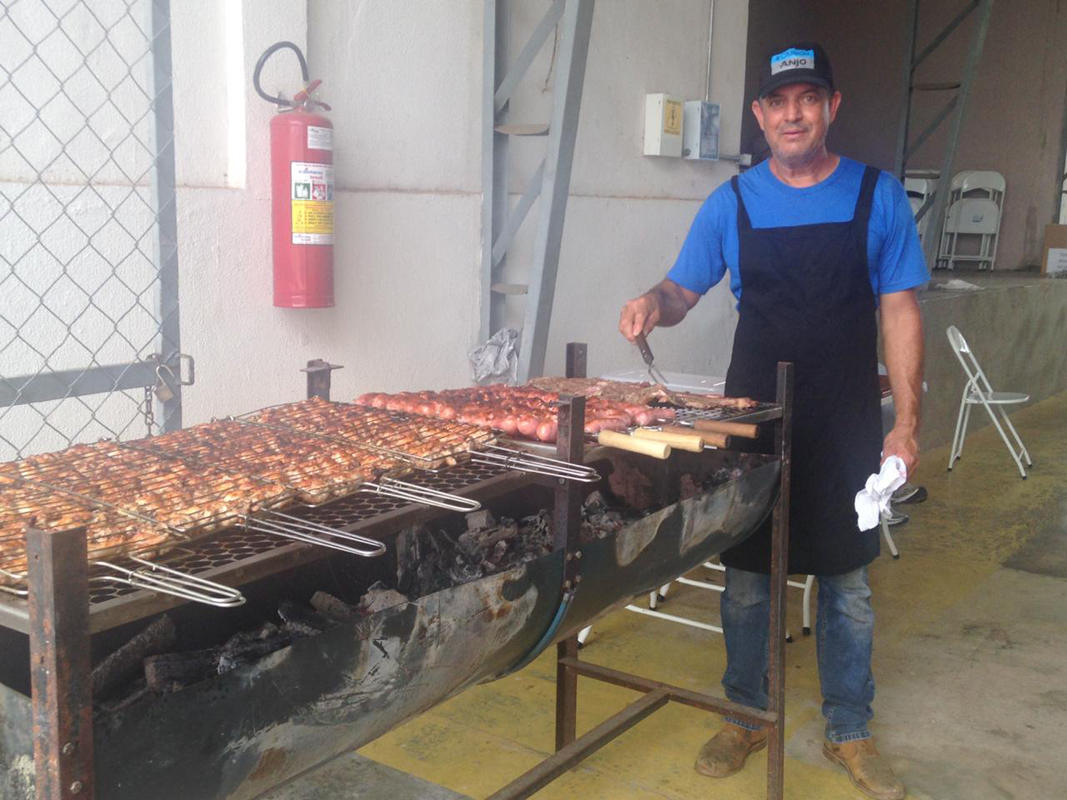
left=632, top=427, right=705, bottom=453
left=658, top=425, right=731, bottom=449
left=692, top=418, right=759, bottom=439
left=597, top=430, right=671, bottom=459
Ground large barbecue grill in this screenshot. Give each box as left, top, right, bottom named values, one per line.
left=0, top=344, right=793, bottom=800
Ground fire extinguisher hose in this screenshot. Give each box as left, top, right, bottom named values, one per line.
left=253, top=41, right=310, bottom=107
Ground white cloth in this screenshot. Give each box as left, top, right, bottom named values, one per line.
left=854, top=456, right=907, bottom=531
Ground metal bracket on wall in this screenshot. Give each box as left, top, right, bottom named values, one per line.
left=892, top=0, right=994, bottom=270
left=481, top=0, right=596, bottom=383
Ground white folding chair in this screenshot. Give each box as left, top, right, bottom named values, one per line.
left=938, top=171, right=1005, bottom=270
left=946, top=326, right=1032, bottom=478
left=909, top=196, right=929, bottom=242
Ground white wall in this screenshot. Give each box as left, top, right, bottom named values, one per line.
left=176, top=0, right=751, bottom=422
left=3, top=0, right=752, bottom=444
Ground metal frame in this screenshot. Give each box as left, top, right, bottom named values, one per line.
left=893, top=0, right=994, bottom=270
left=481, top=0, right=596, bottom=382
left=13, top=346, right=790, bottom=799
left=488, top=346, right=794, bottom=800
left=147, top=0, right=184, bottom=431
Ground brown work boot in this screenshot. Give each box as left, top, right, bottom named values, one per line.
left=694, top=723, right=768, bottom=778
left=823, top=738, right=906, bottom=800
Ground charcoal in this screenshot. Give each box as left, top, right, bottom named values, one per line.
left=465, top=509, right=496, bottom=531
left=449, top=554, right=484, bottom=584
left=144, top=649, right=219, bottom=692
left=395, top=511, right=558, bottom=595
left=679, top=473, right=701, bottom=501
left=397, top=525, right=467, bottom=596
left=311, top=590, right=358, bottom=621
left=397, top=525, right=447, bottom=596
left=92, top=614, right=177, bottom=701
left=582, top=490, right=609, bottom=515
left=99, top=678, right=151, bottom=714
left=355, top=581, right=408, bottom=615
left=481, top=539, right=509, bottom=571
left=217, top=625, right=292, bottom=674
left=278, top=600, right=335, bottom=638
left=458, top=519, right=519, bottom=560
left=607, top=458, right=656, bottom=510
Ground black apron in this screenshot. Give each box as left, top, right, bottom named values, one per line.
left=721, top=165, right=883, bottom=576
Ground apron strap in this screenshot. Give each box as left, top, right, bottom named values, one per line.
left=730, top=175, right=753, bottom=232
left=853, top=165, right=881, bottom=230
left=734, top=165, right=881, bottom=233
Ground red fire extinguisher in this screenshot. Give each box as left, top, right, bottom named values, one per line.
left=254, top=42, right=334, bottom=308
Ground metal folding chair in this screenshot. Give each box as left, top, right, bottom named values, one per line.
left=938, top=171, right=1005, bottom=270
left=946, top=325, right=1032, bottom=478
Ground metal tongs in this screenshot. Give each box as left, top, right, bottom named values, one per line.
left=634, top=333, right=668, bottom=385
left=469, top=444, right=600, bottom=483
left=0, top=568, right=29, bottom=597
left=91, top=557, right=246, bottom=608
left=361, top=477, right=482, bottom=512
left=240, top=509, right=387, bottom=557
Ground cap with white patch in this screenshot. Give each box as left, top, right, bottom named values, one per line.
left=758, top=41, right=834, bottom=98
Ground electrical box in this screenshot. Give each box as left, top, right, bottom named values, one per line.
left=644, top=93, right=683, bottom=157
left=683, top=101, right=720, bottom=161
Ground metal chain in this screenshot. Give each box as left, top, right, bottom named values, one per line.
left=143, top=385, right=155, bottom=437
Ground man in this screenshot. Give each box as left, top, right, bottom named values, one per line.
left=618, top=42, right=924, bottom=800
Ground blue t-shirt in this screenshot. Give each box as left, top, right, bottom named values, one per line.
left=667, top=157, right=928, bottom=304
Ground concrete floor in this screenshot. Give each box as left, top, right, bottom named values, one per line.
left=284, top=390, right=1067, bottom=799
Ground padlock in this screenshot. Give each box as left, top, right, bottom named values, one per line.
left=153, top=380, right=176, bottom=404
left=153, top=365, right=176, bottom=403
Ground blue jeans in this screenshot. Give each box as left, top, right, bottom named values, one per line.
left=720, top=565, right=875, bottom=743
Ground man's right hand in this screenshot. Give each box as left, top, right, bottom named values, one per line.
left=618, top=280, right=701, bottom=343
left=619, top=293, right=661, bottom=342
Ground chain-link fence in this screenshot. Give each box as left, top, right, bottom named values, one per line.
left=0, top=0, right=184, bottom=462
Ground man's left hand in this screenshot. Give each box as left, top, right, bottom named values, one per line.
left=882, top=426, right=919, bottom=477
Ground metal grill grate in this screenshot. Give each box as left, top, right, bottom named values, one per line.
left=0, top=0, right=183, bottom=461
left=85, top=460, right=509, bottom=605
left=673, top=403, right=778, bottom=423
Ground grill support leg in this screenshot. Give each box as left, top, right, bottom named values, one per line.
left=27, top=526, right=95, bottom=800
left=491, top=348, right=794, bottom=800
left=766, top=361, right=793, bottom=800
left=553, top=388, right=585, bottom=751
left=554, top=341, right=587, bottom=749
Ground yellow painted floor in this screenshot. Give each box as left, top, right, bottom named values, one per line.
left=356, top=392, right=1067, bottom=799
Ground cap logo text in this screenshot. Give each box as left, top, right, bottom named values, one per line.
left=770, top=48, right=815, bottom=75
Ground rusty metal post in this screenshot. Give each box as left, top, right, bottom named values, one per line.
left=766, top=362, right=793, bottom=800
left=554, top=393, right=585, bottom=751
left=556, top=341, right=587, bottom=749
left=564, top=342, right=587, bottom=379
left=26, top=526, right=95, bottom=800
left=301, top=359, right=343, bottom=401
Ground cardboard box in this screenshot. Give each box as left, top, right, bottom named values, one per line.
left=1042, top=224, right=1067, bottom=276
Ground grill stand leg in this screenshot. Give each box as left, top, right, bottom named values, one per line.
left=553, top=341, right=588, bottom=750
left=489, top=351, right=794, bottom=800
left=766, top=361, right=793, bottom=800
left=27, top=526, right=96, bottom=800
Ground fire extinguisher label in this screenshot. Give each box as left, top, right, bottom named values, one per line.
left=290, top=161, right=334, bottom=245
left=307, top=125, right=333, bottom=151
